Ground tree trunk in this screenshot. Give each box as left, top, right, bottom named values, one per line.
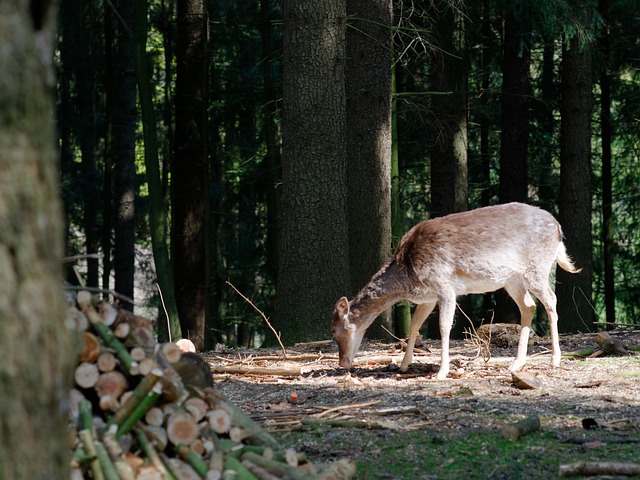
left=275, top=0, right=350, bottom=343
left=261, top=0, right=281, bottom=283
left=599, top=0, right=615, bottom=328
left=346, top=0, right=393, bottom=338
left=77, top=3, right=101, bottom=288
left=58, top=0, right=102, bottom=288
left=0, top=3, right=75, bottom=477
left=537, top=39, right=557, bottom=211
left=108, top=0, right=137, bottom=309
left=428, top=1, right=468, bottom=339
left=495, top=6, right=532, bottom=325
left=173, top=0, right=208, bottom=349
left=132, top=0, right=182, bottom=341
left=499, top=8, right=531, bottom=204
left=392, top=62, right=411, bottom=338
left=429, top=2, right=468, bottom=217
left=558, top=30, right=594, bottom=333
left=479, top=0, right=494, bottom=208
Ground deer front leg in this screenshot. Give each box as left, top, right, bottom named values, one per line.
left=399, top=302, right=435, bottom=372
left=436, top=294, right=456, bottom=380
left=507, top=288, right=536, bottom=372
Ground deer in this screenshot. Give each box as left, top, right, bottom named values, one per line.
left=331, top=202, right=580, bottom=380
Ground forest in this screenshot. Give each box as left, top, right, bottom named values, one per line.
left=57, top=0, right=640, bottom=351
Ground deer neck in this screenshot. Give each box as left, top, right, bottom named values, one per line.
left=349, top=260, right=407, bottom=330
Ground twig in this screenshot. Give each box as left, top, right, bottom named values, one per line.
left=459, top=304, right=491, bottom=363
left=226, top=280, right=287, bottom=359
left=63, top=253, right=104, bottom=263
left=156, top=283, right=172, bottom=343
left=596, top=321, right=640, bottom=329
left=380, top=324, right=402, bottom=342
left=315, top=400, right=381, bottom=418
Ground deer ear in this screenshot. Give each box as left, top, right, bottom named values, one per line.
left=335, top=296, right=350, bottom=317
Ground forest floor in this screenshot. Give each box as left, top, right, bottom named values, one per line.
left=203, top=330, right=640, bottom=479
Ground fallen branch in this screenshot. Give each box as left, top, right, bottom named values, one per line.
left=315, top=400, right=381, bottom=418
left=301, top=417, right=385, bottom=430
left=210, top=364, right=302, bottom=377
left=559, top=461, right=640, bottom=477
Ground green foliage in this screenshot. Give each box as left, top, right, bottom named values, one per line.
left=280, top=426, right=639, bottom=479
left=56, top=0, right=640, bottom=345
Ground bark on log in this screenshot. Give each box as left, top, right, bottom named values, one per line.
left=559, top=461, right=640, bottom=477
left=594, top=332, right=629, bottom=356
left=210, top=364, right=302, bottom=377
left=500, top=415, right=541, bottom=440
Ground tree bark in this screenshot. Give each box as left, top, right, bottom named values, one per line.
left=495, top=5, right=532, bottom=325
left=392, top=63, right=411, bottom=338
left=0, top=2, right=75, bottom=477
left=599, top=0, right=615, bottom=328
left=261, top=0, right=281, bottom=283
left=108, top=0, right=137, bottom=309
left=428, top=1, right=468, bottom=339
left=346, top=0, right=393, bottom=337
left=173, top=0, right=208, bottom=348
left=275, top=0, right=350, bottom=343
left=429, top=1, right=468, bottom=217
left=536, top=39, right=558, bottom=210
left=558, top=29, right=594, bottom=333
left=499, top=7, right=531, bottom=204
left=132, top=0, right=182, bottom=340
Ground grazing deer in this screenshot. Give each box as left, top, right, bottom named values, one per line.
left=331, top=202, right=580, bottom=380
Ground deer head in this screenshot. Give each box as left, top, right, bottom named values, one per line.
left=331, top=297, right=367, bottom=369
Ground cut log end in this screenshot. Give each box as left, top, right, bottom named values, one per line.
left=167, top=413, right=199, bottom=446
left=500, top=415, right=541, bottom=440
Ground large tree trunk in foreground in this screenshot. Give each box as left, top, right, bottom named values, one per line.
left=346, top=0, right=393, bottom=338
left=275, top=0, right=350, bottom=343
left=0, top=2, right=75, bottom=477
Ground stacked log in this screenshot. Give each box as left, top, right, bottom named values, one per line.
left=68, top=291, right=356, bottom=480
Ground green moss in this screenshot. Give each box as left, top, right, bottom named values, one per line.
left=279, top=427, right=640, bottom=479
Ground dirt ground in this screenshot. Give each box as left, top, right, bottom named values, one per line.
left=203, top=330, right=640, bottom=476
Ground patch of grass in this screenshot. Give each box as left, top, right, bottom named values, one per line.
left=279, top=426, right=640, bottom=479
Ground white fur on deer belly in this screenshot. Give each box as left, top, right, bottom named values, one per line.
left=452, top=275, right=506, bottom=295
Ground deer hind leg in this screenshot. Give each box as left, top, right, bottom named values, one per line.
left=504, top=280, right=536, bottom=372
left=436, top=292, right=456, bottom=380
left=400, top=302, right=435, bottom=372
left=529, top=283, right=561, bottom=367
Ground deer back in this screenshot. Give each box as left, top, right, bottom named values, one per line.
left=395, top=203, right=563, bottom=296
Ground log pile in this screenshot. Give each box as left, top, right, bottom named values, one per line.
left=67, top=291, right=356, bottom=480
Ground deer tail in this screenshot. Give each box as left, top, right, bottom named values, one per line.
left=556, top=242, right=581, bottom=273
